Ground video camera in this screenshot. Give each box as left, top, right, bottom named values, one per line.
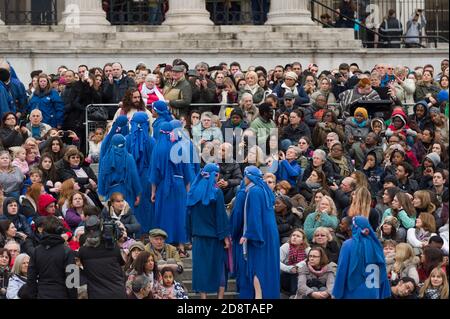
left=85, top=216, right=124, bottom=249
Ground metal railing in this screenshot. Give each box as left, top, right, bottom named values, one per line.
left=104, top=0, right=167, bottom=25
left=206, top=0, right=269, bottom=25
left=310, top=0, right=449, bottom=47
left=2, top=0, right=57, bottom=25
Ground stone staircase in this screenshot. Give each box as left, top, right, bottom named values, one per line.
left=179, top=251, right=239, bottom=300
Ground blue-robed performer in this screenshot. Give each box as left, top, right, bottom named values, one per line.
left=126, top=112, right=155, bottom=235
left=99, top=114, right=129, bottom=159
left=170, top=119, right=200, bottom=182
left=98, top=134, right=142, bottom=208
left=232, top=166, right=280, bottom=299
left=151, top=100, right=172, bottom=142
left=186, top=163, right=231, bottom=299
left=150, top=122, right=192, bottom=255
left=333, top=216, right=391, bottom=299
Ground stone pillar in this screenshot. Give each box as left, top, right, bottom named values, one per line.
left=266, top=0, right=314, bottom=25
left=163, top=0, right=213, bottom=26
left=59, top=0, right=111, bottom=32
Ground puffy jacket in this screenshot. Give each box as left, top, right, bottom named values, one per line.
left=27, top=233, right=77, bottom=299
left=344, top=117, right=371, bottom=143
left=6, top=274, right=26, bottom=299
left=27, top=89, right=65, bottom=128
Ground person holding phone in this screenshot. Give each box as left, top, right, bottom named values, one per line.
left=405, top=8, right=427, bottom=48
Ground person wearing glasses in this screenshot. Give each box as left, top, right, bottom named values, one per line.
left=295, top=246, right=336, bottom=299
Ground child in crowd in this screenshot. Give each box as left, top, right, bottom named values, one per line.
left=154, top=267, right=188, bottom=299
left=87, top=127, right=105, bottom=163
left=10, top=146, right=29, bottom=176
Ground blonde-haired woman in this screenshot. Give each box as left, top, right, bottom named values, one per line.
left=6, top=253, right=29, bottom=299
left=346, top=186, right=380, bottom=231
left=412, top=190, right=439, bottom=227
left=238, top=71, right=264, bottom=104
left=388, top=242, right=420, bottom=284
left=407, top=213, right=437, bottom=255
left=310, top=227, right=340, bottom=264
left=303, top=195, right=338, bottom=241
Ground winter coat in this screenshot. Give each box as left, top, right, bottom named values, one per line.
left=27, top=233, right=77, bottom=299
left=101, top=204, right=141, bottom=239
left=272, top=82, right=310, bottom=107
left=57, top=160, right=98, bottom=190
left=388, top=256, right=420, bottom=284
left=65, top=208, right=83, bottom=231
left=1, top=198, right=32, bottom=236
left=414, top=83, right=441, bottom=102
left=27, top=89, right=65, bottom=128
left=6, top=274, right=26, bottom=299
left=102, top=75, right=136, bottom=105
left=163, top=77, right=193, bottom=118
left=296, top=262, right=337, bottom=298
left=61, top=82, right=85, bottom=131
left=344, top=117, right=371, bottom=143
left=276, top=210, right=303, bottom=241
left=281, top=122, right=311, bottom=143
left=78, top=243, right=126, bottom=299
left=0, top=127, right=28, bottom=149
left=19, top=196, right=38, bottom=219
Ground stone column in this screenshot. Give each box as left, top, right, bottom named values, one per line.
left=163, top=0, right=213, bottom=26
left=266, top=0, right=314, bottom=25
left=59, top=0, right=111, bottom=32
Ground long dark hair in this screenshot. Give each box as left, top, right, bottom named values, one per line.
left=38, top=152, right=59, bottom=183
left=422, top=246, right=444, bottom=276
left=1, top=112, right=16, bottom=128
left=121, top=88, right=146, bottom=114
left=133, top=251, right=159, bottom=280
left=44, top=137, right=66, bottom=163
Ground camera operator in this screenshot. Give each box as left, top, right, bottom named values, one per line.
left=78, top=215, right=127, bottom=299
left=405, top=9, right=426, bottom=48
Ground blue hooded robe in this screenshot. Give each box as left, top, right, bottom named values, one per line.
left=5, top=63, right=27, bottom=114
left=126, top=112, right=155, bottom=234
left=99, top=115, right=129, bottom=159
left=149, top=122, right=192, bottom=244
left=332, top=216, right=391, bottom=299
left=0, top=70, right=15, bottom=118
left=186, top=163, right=230, bottom=293
left=233, top=166, right=280, bottom=299
left=170, top=119, right=200, bottom=182
left=98, top=134, right=142, bottom=207
left=151, top=100, right=172, bottom=142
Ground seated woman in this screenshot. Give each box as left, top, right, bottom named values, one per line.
left=6, top=253, right=29, bottom=299
left=280, top=229, right=310, bottom=297
left=388, top=243, right=420, bottom=284
left=377, top=216, right=400, bottom=242
left=0, top=113, right=29, bottom=149
left=275, top=146, right=302, bottom=189
left=417, top=246, right=445, bottom=283
left=310, top=227, right=340, bottom=264
left=298, top=168, right=329, bottom=203
left=407, top=213, right=437, bottom=255
left=303, top=189, right=331, bottom=223
left=37, top=153, right=61, bottom=195
left=101, top=192, right=141, bottom=239
left=304, top=195, right=339, bottom=242
left=57, top=148, right=103, bottom=209
left=126, top=251, right=159, bottom=297
left=274, top=195, right=303, bottom=244
left=327, top=142, right=354, bottom=178
left=19, top=183, right=44, bottom=219
left=65, top=191, right=91, bottom=232
left=123, top=241, right=146, bottom=277
left=382, top=191, right=417, bottom=242
left=295, top=246, right=336, bottom=299
left=0, top=151, right=25, bottom=200
left=312, top=110, right=344, bottom=148
left=0, top=197, right=32, bottom=237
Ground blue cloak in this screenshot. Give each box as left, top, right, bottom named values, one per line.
left=233, top=166, right=280, bottom=299
left=126, top=112, right=155, bottom=234
left=333, top=216, right=391, bottom=299
left=151, top=100, right=172, bottom=142
left=99, top=115, right=129, bottom=159
left=275, top=159, right=302, bottom=188
left=98, top=134, right=142, bottom=207
left=187, top=164, right=230, bottom=293
left=170, top=119, right=200, bottom=182
left=149, top=122, right=192, bottom=244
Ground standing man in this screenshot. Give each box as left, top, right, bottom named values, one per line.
left=404, top=9, right=426, bottom=48
left=189, top=62, right=216, bottom=110
left=163, top=65, right=192, bottom=118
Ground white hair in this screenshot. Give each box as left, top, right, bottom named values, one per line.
left=11, top=253, right=29, bottom=276
left=313, top=149, right=327, bottom=161
left=145, top=74, right=157, bottom=82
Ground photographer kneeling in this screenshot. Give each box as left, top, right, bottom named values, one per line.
left=78, top=215, right=127, bottom=299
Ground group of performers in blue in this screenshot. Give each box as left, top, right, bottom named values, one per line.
left=97, top=100, right=390, bottom=299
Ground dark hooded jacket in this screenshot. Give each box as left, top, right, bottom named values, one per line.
left=26, top=233, right=77, bottom=299
left=0, top=197, right=32, bottom=236
left=408, top=100, right=432, bottom=132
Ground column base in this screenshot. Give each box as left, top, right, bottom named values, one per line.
left=163, top=11, right=213, bottom=26
left=60, top=10, right=112, bottom=33
left=266, top=10, right=315, bottom=26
